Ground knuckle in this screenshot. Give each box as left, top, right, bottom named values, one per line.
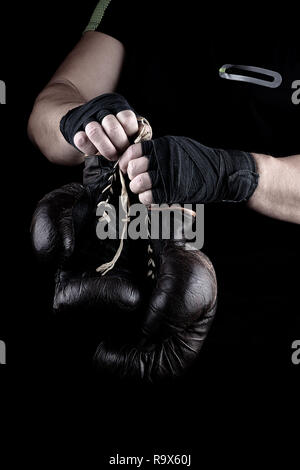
left=102, top=114, right=114, bottom=124
left=137, top=174, right=144, bottom=187
left=129, top=180, right=137, bottom=193
left=74, top=134, right=87, bottom=148
left=139, top=192, right=152, bottom=205
left=120, top=113, right=138, bottom=134
left=141, top=156, right=149, bottom=168
left=127, top=160, right=136, bottom=178
left=127, top=144, right=136, bottom=159
left=108, top=124, right=121, bottom=135
left=139, top=194, right=146, bottom=204
left=129, top=178, right=141, bottom=194
left=103, top=116, right=119, bottom=133
left=120, top=109, right=135, bottom=121
left=119, top=144, right=137, bottom=172
left=86, top=124, right=100, bottom=138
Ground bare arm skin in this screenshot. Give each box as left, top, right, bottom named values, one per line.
left=27, top=31, right=138, bottom=165
left=248, top=153, right=300, bottom=224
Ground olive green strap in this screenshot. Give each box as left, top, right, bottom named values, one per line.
left=83, top=0, right=112, bottom=33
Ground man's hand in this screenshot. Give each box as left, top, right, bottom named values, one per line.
left=119, top=136, right=259, bottom=205
left=119, top=140, right=300, bottom=224
left=119, top=142, right=153, bottom=205
left=74, top=110, right=138, bottom=160
left=60, top=93, right=139, bottom=161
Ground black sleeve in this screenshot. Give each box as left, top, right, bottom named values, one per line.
left=83, top=0, right=137, bottom=47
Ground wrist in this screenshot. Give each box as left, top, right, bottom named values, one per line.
left=248, top=153, right=282, bottom=209
left=220, top=148, right=259, bottom=202
left=250, top=153, right=276, bottom=191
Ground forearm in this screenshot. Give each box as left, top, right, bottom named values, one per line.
left=248, top=153, right=300, bottom=224
left=28, top=80, right=85, bottom=165
left=27, top=31, right=125, bottom=165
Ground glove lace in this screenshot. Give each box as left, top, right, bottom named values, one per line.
left=95, top=117, right=155, bottom=277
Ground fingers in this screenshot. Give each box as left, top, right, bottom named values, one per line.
left=118, top=143, right=143, bottom=173
left=101, top=114, right=130, bottom=153
left=119, top=143, right=153, bottom=204
left=77, top=111, right=139, bottom=160
left=129, top=172, right=152, bottom=195
left=74, top=106, right=153, bottom=203
left=73, top=131, right=98, bottom=155
left=85, top=121, right=118, bottom=160
left=139, top=190, right=153, bottom=205
left=127, top=156, right=149, bottom=180
left=116, top=110, right=139, bottom=139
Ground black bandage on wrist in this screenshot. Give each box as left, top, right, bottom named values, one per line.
left=142, top=136, right=259, bottom=204
left=60, top=93, right=136, bottom=149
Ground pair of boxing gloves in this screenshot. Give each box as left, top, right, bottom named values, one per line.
left=31, top=92, right=258, bottom=381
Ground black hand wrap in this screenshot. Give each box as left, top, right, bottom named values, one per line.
left=142, top=136, right=259, bottom=204
left=60, top=92, right=136, bottom=149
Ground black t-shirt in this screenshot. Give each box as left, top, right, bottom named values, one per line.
left=83, top=1, right=300, bottom=353
left=88, top=0, right=300, bottom=157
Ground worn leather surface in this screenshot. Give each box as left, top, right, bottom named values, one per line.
left=31, top=155, right=218, bottom=381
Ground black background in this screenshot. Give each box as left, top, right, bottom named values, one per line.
left=0, top=1, right=299, bottom=467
